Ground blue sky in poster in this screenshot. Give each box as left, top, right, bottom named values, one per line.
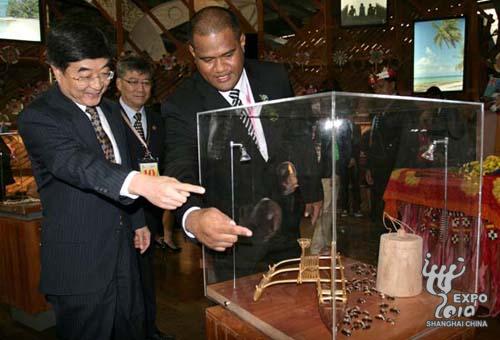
left=414, top=18, right=466, bottom=79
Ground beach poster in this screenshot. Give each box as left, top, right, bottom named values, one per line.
left=413, top=17, right=466, bottom=93
left=0, top=0, right=41, bottom=42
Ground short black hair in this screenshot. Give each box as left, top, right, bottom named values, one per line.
left=116, top=54, right=154, bottom=79
left=46, top=21, right=113, bottom=71
left=188, top=6, right=241, bottom=44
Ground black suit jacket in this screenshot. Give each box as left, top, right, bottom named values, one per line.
left=18, top=85, right=145, bottom=295
left=162, top=60, right=322, bottom=224
left=162, top=60, right=322, bottom=277
left=123, top=104, right=165, bottom=235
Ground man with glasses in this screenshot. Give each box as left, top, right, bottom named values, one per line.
left=116, top=55, right=172, bottom=340
left=18, top=22, right=203, bottom=340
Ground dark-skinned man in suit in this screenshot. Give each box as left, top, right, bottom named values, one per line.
left=162, top=7, right=322, bottom=279
left=18, top=22, right=204, bottom=340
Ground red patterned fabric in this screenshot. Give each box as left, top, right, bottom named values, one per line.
left=384, top=168, right=500, bottom=316
left=384, top=169, right=500, bottom=227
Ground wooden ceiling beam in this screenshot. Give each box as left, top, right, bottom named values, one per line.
left=407, top=0, right=428, bottom=17
left=223, top=0, right=256, bottom=33
left=130, top=0, right=184, bottom=50
left=268, top=0, right=305, bottom=39
left=90, top=0, right=142, bottom=56
left=179, top=0, right=194, bottom=18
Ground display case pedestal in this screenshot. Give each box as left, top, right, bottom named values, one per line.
left=205, top=258, right=477, bottom=339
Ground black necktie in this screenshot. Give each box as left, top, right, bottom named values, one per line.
left=229, top=89, right=258, bottom=147
left=133, top=112, right=146, bottom=141
left=86, top=106, right=115, bottom=162
left=229, top=88, right=243, bottom=106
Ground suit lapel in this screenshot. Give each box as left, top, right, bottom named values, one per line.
left=145, top=107, right=160, bottom=147
left=101, top=100, right=127, bottom=162
left=50, top=86, right=103, bottom=153
left=245, top=62, right=267, bottom=104
left=195, top=74, right=230, bottom=112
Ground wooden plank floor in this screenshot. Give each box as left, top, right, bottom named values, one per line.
left=0, top=217, right=499, bottom=339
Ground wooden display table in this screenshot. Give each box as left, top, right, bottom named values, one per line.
left=206, top=305, right=267, bottom=340
left=0, top=200, right=54, bottom=330
left=205, top=258, right=476, bottom=339
left=384, top=168, right=500, bottom=316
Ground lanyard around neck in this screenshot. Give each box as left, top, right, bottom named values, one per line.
left=119, top=106, right=152, bottom=158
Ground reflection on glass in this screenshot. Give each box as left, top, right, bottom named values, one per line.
left=198, top=92, right=484, bottom=339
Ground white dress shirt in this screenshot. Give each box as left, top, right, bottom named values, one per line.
left=219, top=69, right=269, bottom=161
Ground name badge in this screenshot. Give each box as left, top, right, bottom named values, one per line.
left=139, top=161, right=159, bottom=176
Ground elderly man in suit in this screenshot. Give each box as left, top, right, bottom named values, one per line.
left=18, top=22, right=203, bottom=340
left=162, top=6, right=322, bottom=278
left=116, top=55, right=174, bottom=340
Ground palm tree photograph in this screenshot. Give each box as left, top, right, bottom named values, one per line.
left=413, top=17, right=466, bottom=93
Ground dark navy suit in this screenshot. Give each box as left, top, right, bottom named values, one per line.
left=18, top=84, right=145, bottom=340
left=123, top=104, right=165, bottom=338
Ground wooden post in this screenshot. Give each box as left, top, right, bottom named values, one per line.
left=393, top=0, right=404, bottom=94
left=257, top=0, right=264, bottom=58
left=465, top=0, right=480, bottom=100
left=324, top=0, right=333, bottom=80
left=116, top=0, right=124, bottom=57
left=90, top=0, right=142, bottom=55
left=268, top=0, right=305, bottom=39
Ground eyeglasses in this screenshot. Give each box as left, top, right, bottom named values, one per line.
left=70, top=71, right=114, bottom=86
left=121, top=78, right=153, bottom=87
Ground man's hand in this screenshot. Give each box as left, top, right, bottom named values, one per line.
left=134, top=226, right=151, bottom=254
left=186, top=208, right=252, bottom=251
left=129, top=173, right=205, bottom=210
left=365, top=169, right=374, bottom=186
left=304, top=200, right=323, bottom=226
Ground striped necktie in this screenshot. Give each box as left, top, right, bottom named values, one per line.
left=133, top=112, right=146, bottom=141
left=229, top=89, right=258, bottom=148
left=86, top=106, right=115, bottom=162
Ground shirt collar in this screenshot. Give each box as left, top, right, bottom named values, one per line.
left=219, top=69, right=255, bottom=106
left=75, top=102, right=88, bottom=113
left=119, top=97, right=144, bottom=122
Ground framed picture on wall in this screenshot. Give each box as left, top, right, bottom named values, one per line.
left=340, top=0, right=387, bottom=27
left=413, top=17, right=467, bottom=93
left=0, top=0, right=44, bottom=43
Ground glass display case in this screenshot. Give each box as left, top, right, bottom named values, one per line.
left=198, top=92, right=485, bottom=339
